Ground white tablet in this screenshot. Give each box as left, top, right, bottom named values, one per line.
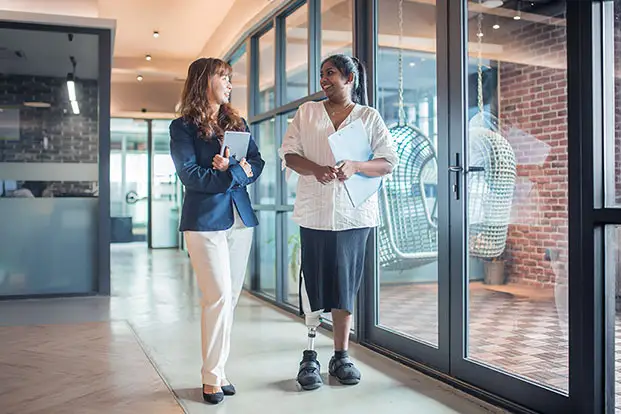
left=220, top=131, right=251, bottom=161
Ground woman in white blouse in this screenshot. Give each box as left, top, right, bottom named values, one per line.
left=279, top=54, right=398, bottom=390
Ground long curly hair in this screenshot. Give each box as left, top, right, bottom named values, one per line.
left=178, top=57, right=245, bottom=140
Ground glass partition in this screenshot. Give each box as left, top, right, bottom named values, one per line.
left=0, top=28, right=100, bottom=296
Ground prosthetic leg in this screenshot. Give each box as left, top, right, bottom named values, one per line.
left=305, top=310, right=322, bottom=351
left=297, top=275, right=324, bottom=390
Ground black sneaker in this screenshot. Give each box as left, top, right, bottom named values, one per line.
left=329, top=352, right=361, bottom=385
left=297, top=350, right=323, bottom=390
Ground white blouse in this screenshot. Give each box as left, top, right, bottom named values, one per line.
left=279, top=101, right=398, bottom=231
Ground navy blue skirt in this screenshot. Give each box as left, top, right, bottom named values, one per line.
left=299, top=226, right=371, bottom=315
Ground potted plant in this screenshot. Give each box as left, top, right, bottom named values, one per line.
left=482, top=253, right=506, bottom=285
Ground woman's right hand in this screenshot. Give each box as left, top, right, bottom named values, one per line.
left=312, top=165, right=338, bottom=185
left=213, top=147, right=230, bottom=172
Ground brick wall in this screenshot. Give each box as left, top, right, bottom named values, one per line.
left=498, top=21, right=568, bottom=287
left=0, top=74, right=99, bottom=164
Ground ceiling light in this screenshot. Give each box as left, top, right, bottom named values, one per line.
left=145, top=54, right=152, bottom=61
left=477, top=31, right=484, bottom=37
left=481, top=0, right=503, bottom=8
left=66, top=73, right=77, bottom=101
left=153, top=31, right=159, bottom=38
left=493, top=23, right=500, bottom=29
left=137, top=75, right=143, bottom=82
left=71, top=100, right=80, bottom=115
left=514, top=14, right=521, bottom=20
left=409, top=62, right=416, bottom=67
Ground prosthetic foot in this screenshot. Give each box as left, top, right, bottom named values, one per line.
left=297, top=311, right=323, bottom=390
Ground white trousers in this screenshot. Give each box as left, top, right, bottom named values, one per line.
left=184, top=209, right=253, bottom=386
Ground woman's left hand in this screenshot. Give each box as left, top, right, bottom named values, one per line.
left=336, top=160, right=359, bottom=181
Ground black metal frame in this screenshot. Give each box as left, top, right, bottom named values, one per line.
left=0, top=20, right=112, bottom=298
left=224, top=0, right=618, bottom=412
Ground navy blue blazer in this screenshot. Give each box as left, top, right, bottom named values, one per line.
left=169, top=117, right=265, bottom=232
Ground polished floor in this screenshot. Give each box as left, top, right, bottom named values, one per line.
left=0, top=244, right=508, bottom=413
left=0, top=321, right=183, bottom=414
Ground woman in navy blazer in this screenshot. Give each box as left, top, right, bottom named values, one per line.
left=170, top=57, right=264, bottom=404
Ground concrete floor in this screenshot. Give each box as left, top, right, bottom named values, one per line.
left=0, top=244, right=509, bottom=414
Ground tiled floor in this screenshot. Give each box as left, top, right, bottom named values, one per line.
left=379, top=282, right=614, bottom=403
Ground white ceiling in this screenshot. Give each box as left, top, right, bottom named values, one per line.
left=0, top=0, right=285, bottom=117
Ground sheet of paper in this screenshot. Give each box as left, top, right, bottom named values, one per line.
left=328, top=118, right=382, bottom=208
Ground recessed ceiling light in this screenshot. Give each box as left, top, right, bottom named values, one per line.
left=493, top=24, right=500, bottom=29
left=477, top=31, right=484, bottom=37
left=514, top=14, right=521, bottom=20
left=153, top=31, right=159, bottom=38
left=145, top=54, right=152, bottom=61
left=137, top=75, right=143, bottom=82
left=409, top=62, right=416, bottom=67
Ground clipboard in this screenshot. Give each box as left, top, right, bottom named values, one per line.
left=328, top=118, right=382, bottom=208
left=220, top=131, right=251, bottom=160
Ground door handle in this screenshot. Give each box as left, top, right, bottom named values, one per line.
left=449, top=153, right=462, bottom=200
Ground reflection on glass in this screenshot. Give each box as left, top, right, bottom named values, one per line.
left=257, top=119, right=276, bottom=204
left=285, top=111, right=299, bottom=204
left=259, top=211, right=276, bottom=297
left=321, top=0, right=353, bottom=89
left=231, top=50, right=248, bottom=118
left=258, top=29, right=275, bottom=113
left=376, top=0, right=439, bottom=347
left=286, top=5, right=309, bottom=103
left=285, top=212, right=300, bottom=306
left=466, top=0, right=568, bottom=392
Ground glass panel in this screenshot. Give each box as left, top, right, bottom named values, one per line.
left=606, top=226, right=621, bottom=413
left=375, top=0, right=439, bottom=346
left=607, top=0, right=621, bottom=208
left=152, top=120, right=181, bottom=248
left=258, top=210, right=276, bottom=297
left=465, top=1, right=568, bottom=392
left=285, top=110, right=299, bottom=204
left=110, top=118, right=148, bottom=243
left=321, top=0, right=353, bottom=86
left=285, top=212, right=300, bottom=306
left=0, top=28, right=100, bottom=296
left=231, top=50, right=248, bottom=118
left=257, top=119, right=276, bottom=204
left=286, top=5, right=309, bottom=103
left=258, top=29, right=276, bottom=113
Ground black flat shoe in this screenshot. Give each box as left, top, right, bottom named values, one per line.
left=202, top=389, right=224, bottom=404
left=222, top=384, right=236, bottom=396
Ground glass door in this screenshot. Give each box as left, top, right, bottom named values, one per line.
left=364, top=0, right=449, bottom=371
left=448, top=0, right=570, bottom=411
left=364, top=0, right=573, bottom=411
left=110, top=118, right=148, bottom=244
left=150, top=120, right=181, bottom=249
